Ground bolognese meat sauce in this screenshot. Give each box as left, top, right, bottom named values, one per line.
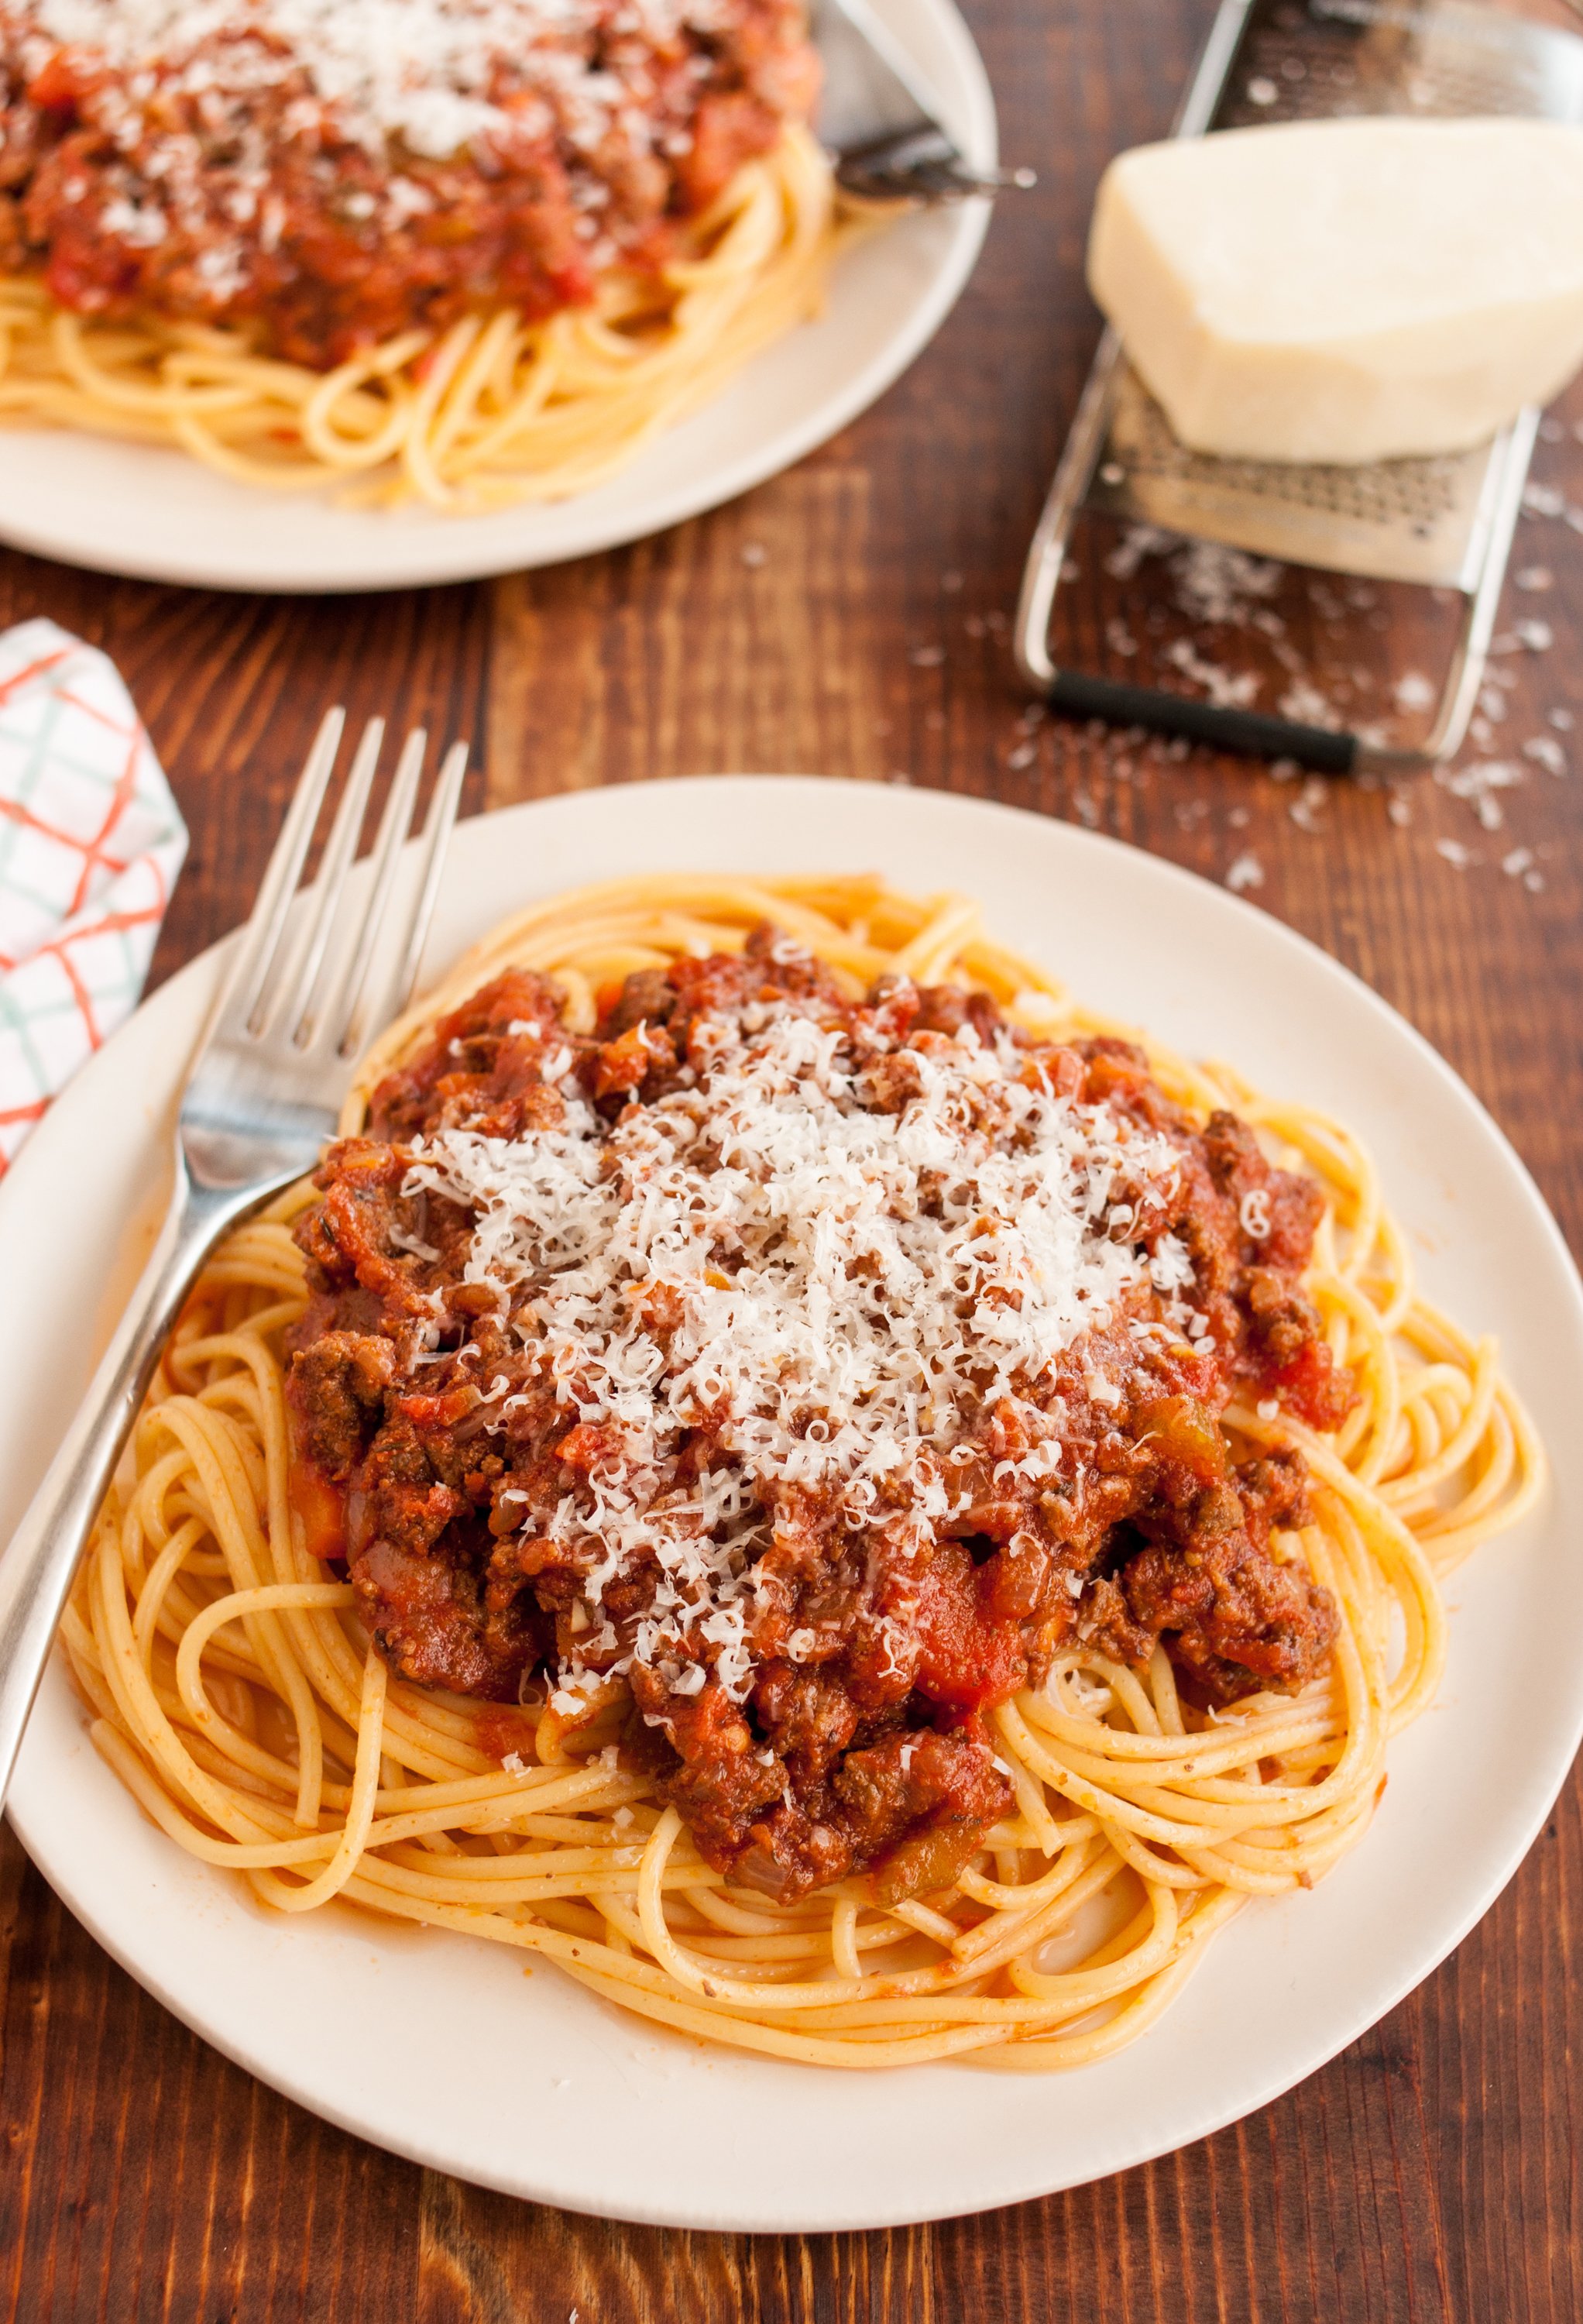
left=285, top=928, right=1349, bottom=1904
left=0, top=0, right=819, bottom=367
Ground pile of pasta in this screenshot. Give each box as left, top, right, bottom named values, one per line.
left=62, top=876, right=1544, bottom=2068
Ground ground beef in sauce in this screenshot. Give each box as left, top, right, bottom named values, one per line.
left=283, top=928, right=1349, bottom=1903
left=0, top=0, right=818, bottom=366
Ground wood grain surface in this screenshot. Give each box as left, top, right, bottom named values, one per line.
left=2, top=0, right=1582, bottom=2315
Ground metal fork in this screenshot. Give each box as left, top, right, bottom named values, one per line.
left=812, top=0, right=1035, bottom=203
left=0, top=710, right=466, bottom=1810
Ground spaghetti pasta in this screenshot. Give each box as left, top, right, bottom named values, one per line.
left=63, top=875, right=1544, bottom=2069
left=0, top=127, right=842, bottom=511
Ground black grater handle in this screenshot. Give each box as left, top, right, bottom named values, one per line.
left=1046, top=671, right=1358, bottom=775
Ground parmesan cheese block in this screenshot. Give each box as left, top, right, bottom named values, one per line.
left=1087, top=117, right=1583, bottom=465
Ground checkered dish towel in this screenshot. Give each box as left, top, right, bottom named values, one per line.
left=0, top=619, right=187, bottom=1174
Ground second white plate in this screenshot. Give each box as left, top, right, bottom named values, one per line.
left=0, top=0, right=994, bottom=593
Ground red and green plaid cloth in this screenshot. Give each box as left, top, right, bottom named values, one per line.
left=0, top=619, right=187, bottom=1175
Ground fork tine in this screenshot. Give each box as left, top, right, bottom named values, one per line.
left=338, top=738, right=467, bottom=1059
left=325, top=724, right=428, bottom=1052
left=273, top=715, right=386, bottom=1043
left=224, top=706, right=345, bottom=1031
left=393, top=741, right=469, bottom=1015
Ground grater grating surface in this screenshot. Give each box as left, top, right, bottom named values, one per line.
left=1086, top=0, right=1583, bottom=587
left=1088, top=365, right=1497, bottom=586
left=1221, top=0, right=1583, bottom=129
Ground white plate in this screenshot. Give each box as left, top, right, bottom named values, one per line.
left=0, top=0, right=993, bottom=595
left=3, top=778, right=1581, bottom=2233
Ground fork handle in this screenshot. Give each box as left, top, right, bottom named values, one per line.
left=0, top=1161, right=265, bottom=1813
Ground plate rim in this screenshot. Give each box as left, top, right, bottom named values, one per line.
left=0, top=0, right=996, bottom=595
left=5, top=775, right=1582, bottom=2231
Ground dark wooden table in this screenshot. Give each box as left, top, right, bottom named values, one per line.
left=3, top=1, right=1581, bottom=2315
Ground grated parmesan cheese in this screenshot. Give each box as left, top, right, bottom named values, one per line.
left=403, top=1000, right=1190, bottom=1709
left=24, top=0, right=716, bottom=160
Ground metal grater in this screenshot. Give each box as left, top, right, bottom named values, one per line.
left=1014, top=0, right=1583, bottom=775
